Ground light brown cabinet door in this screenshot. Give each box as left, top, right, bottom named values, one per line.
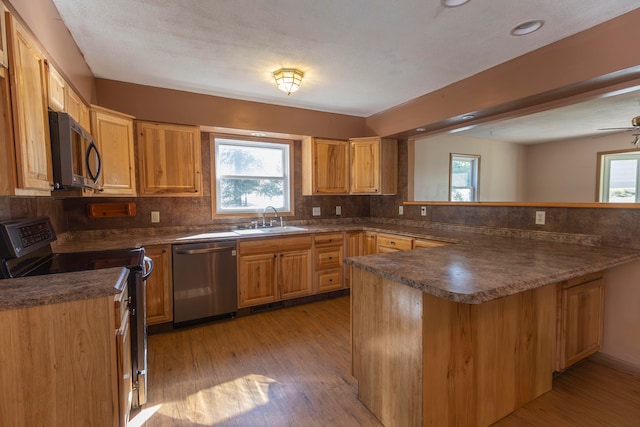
left=313, top=138, right=350, bottom=194
left=363, top=232, right=378, bottom=255
left=557, top=275, right=605, bottom=370
left=145, top=245, right=173, bottom=325
left=65, top=86, right=91, bottom=130
left=116, top=309, right=132, bottom=427
left=91, top=106, right=137, bottom=196
left=6, top=13, right=51, bottom=194
left=136, top=121, right=202, bottom=196
left=279, top=249, right=312, bottom=300
left=345, top=231, right=363, bottom=288
left=413, top=239, right=450, bottom=249
left=238, top=253, right=278, bottom=308
left=46, top=62, right=65, bottom=112
left=350, top=138, right=380, bottom=194
left=377, top=232, right=413, bottom=252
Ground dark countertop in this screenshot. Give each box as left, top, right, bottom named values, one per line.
left=0, top=267, right=129, bottom=311
left=13, top=221, right=639, bottom=308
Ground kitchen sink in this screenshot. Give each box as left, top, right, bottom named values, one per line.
left=233, top=226, right=307, bottom=235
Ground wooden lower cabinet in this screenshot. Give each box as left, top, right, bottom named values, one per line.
left=556, top=272, right=605, bottom=371
left=238, top=235, right=312, bottom=308
left=314, top=232, right=345, bottom=293
left=145, top=245, right=173, bottom=325
left=0, top=282, right=130, bottom=427
left=345, top=231, right=363, bottom=288
left=413, top=238, right=450, bottom=249
left=376, top=232, right=413, bottom=253
left=363, top=231, right=377, bottom=255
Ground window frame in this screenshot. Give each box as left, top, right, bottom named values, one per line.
left=597, top=148, right=640, bottom=203
left=449, top=153, right=480, bottom=202
left=210, top=134, right=295, bottom=218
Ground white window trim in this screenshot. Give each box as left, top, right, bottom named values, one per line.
left=598, top=149, right=640, bottom=203
left=211, top=134, right=295, bottom=217
left=449, top=153, right=480, bottom=202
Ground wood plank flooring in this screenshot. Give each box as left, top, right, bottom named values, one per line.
left=134, top=295, right=640, bottom=427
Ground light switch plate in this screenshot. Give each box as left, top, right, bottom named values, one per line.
left=335, top=206, right=341, bottom=215
left=535, top=211, right=546, bottom=225
left=151, top=211, right=160, bottom=223
left=399, top=206, right=404, bottom=215
left=312, top=207, right=321, bottom=216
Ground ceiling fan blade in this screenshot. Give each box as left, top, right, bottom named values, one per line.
left=597, top=127, right=638, bottom=131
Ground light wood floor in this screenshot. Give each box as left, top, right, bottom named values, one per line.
left=135, top=296, right=640, bottom=427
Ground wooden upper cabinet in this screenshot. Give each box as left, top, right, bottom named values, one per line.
left=302, top=137, right=350, bottom=195
left=0, top=7, right=8, bottom=68
left=136, top=121, right=202, bottom=196
left=46, top=62, right=65, bottom=112
left=66, top=85, right=91, bottom=130
left=349, top=137, right=397, bottom=195
left=5, top=12, right=51, bottom=195
left=91, top=105, right=137, bottom=196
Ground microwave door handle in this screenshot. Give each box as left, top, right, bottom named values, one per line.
left=86, top=141, right=102, bottom=184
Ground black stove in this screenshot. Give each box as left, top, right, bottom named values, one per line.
left=0, top=216, right=152, bottom=411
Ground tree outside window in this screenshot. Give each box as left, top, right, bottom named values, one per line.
left=599, top=151, right=640, bottom=203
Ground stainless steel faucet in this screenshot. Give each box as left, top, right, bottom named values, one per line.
left=262, top=205, right=283, bottom=227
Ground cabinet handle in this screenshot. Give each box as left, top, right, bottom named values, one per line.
left=329, top=256, right=333, bottom=260
left=329, top=279, right=333, bottom=282
left=390, top=241, right=396, bottom=245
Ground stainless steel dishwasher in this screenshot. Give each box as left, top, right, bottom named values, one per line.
left=172, top=240, right=238, bottom=326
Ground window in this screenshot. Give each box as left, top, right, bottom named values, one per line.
left=212, top=136, right=293, bottom=215
left=599, top=151, right=640, bottom=203
left=449, top=154, right=479, bottom=202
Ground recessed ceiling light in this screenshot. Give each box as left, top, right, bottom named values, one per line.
left=250, top=132, right=267, bottom=137
left=441, top=0, right=470, bottom=7
left=461, top=114, right=475, bottom=120
left=415, top=127, right=426, bottom=132
left=510, top=20, right=544, bottom=36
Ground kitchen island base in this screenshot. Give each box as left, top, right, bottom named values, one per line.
left=351, top=268, right=556, bottom=427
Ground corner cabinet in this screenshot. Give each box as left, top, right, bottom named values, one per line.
left=4, top=12, right=51, bottom=195
left=237, top=235, right=312, bottom=308
left=349, top=137, right=397, bottom=195
left=90, top=105, right=137, bottom=196
left=556, top=272, right=605, bottom=371
left=136, top=121, right=202, bottom=196
left=145, top=245, right=173, bottom=325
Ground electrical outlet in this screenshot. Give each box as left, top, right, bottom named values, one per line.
left=151, top=211, right=160, bottom=223
left=398, top=206, right=404, bottom=215
left=535, top=211, right=546, bottom=225
left=335, top=206, right=341, bottom=215
left=312, top=207, right=321, bottom=216
left=420, top=206, right=427, bottom=216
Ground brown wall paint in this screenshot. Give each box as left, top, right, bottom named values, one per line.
left=95, top=79, right=367, bottom=140
left=6, top=0, right=96, bottom=103
left=366, top=8, right=640, bottom=138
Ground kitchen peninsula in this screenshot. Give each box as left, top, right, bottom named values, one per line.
left=346, top=235, right=640, bottom=427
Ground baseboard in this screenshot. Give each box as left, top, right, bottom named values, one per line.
left=590, top=352, right=640, bottom=378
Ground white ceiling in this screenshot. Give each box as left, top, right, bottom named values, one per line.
left=51, top=0, right=639, bottom=120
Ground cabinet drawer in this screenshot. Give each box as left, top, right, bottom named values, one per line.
left=314, top=232, right=343, bottom=246
left=413, top=239, right=450, bottom=249
left=239, top=235, right=312, bottom=255
left=317, top=269, right=343, bottom=292
left=315, top=246, right=343, bottom=269
left=377, top=233, right=412, bottom=251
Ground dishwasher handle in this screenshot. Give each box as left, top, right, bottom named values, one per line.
left=174, top=246, right=235, bottom=255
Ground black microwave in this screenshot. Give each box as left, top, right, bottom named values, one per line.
left=49, top=111, right=102, bottom=190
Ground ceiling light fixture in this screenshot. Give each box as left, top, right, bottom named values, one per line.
left=273, top=68, right=304, bottom=95
left=461, top=114, right=475, bottom=120
left=510, top=20, right=544, bottom=36
left=415, top=127, right=426, bottom=132
left=441, top=0, right=471, bottom=7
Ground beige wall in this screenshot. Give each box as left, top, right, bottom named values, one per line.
left=412, top=134, right=526, bottom=201
left=524, top=132, right=634, bottom=202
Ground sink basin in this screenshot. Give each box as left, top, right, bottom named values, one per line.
left=233, top=226, right=307, bottom=235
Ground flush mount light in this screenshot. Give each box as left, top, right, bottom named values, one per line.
left=250, top=132, right=267, bottom=137
left=461, top=114, right=475, bottom=120
left=441, top=0, right=471, bottom=7
left=415, top=127, right=427, bottom=132
left=510, top=19, right=544, bottom=36
left=273, top=68, right=304, bottom=95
